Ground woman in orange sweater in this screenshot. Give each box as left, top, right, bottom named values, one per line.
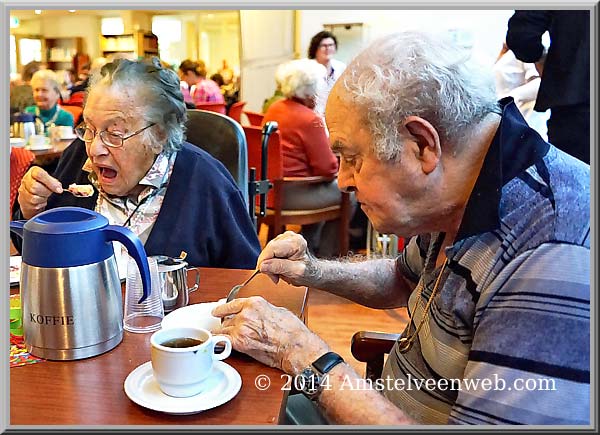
left=263, top=59, right=350, bottom=257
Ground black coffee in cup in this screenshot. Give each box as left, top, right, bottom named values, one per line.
left=161, top=337, right=205, bottom=348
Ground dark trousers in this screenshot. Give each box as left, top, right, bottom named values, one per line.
left=547, top=104, right=590, bottom=164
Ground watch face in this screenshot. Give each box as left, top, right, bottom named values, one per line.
left=300, top=368, right=322, bottom=398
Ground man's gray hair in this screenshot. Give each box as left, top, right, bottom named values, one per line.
left=278, top=58, right=327, bottom=100
left=339, top=31, right=500, bottom=161
left=88, top=57, right=187, bottom=154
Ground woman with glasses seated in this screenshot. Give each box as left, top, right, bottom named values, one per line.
left=13, top=57, right=260, bottom=269
left=24, top=69, right=75, bottom=133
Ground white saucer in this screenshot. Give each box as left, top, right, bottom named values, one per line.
left=26, top=144, right=52, bottom=151
left=161, top=299, right=226, bottom=332
left=60, top=134, right=77, bottom=140
left=124, top=360, right=241, bottom=414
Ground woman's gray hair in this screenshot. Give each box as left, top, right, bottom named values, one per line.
left=340, top=31, right=500, bottom=161
left=31, top=69, right=62, bottom=95
left=278, top=59, right=327, bottom=100
left=88, top=57, right=187, bottom=154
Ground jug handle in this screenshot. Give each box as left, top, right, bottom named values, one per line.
left=9, top=220, right=26, bottom=238
left=103, top=225, right=151, bottom=304
left=188, top=267, right=200, bottom=293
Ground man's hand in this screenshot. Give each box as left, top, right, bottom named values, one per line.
left=18, top=166, right=63, bottom=219
left=257, top=231, right=318, bottom=286
left=212, top=296, right=330, bottom=375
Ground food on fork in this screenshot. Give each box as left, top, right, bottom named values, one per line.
left=67, top=183, right=95, bottom=197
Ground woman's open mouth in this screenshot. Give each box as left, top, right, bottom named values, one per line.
left=98, top=166, right=118, bottom=182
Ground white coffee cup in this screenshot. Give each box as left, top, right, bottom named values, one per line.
left=28, top=134, right=46, bottom=148
left=58, top=125, right=74, bottom=138
left=150, top=326, right=232, bottom=397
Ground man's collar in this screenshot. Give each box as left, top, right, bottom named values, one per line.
left=454, top=97, right=550, bottom=243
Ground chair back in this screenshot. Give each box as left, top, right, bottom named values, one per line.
left=244, top=110, right=264, bottom=126
left=65, top=91, right=85, bottom=107
left=185, top=109, right=249, bottom=207
left=228, top=101, right=246, bottom=123
left=10, top=147, right=35, bottom=214
left=61, top=105, right=83, bottom=125
left=244, top=125, right=283, bottom=208
left=193, top=102, right=226, bottom=114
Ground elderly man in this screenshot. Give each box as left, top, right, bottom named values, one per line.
left=212, top=31, right=590, bottom=425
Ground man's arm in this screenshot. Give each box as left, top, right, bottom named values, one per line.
left=302, top=257, right=414, bottom=308
left=506, top=10, right=552, bottom=63
left=258, top=231, right=416, bottom=309
left=212, top=297, right=415, bottom=425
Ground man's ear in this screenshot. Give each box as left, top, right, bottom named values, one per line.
left=403, top=116, right=441, bottom=174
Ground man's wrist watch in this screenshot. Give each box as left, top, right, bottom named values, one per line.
left=298, top=351, right=345, bottom=401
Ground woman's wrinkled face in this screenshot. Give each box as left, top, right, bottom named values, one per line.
left=31, top=77, right=60, bottom=111
left=315, top=37, right=337, bottom=65
left=82, top=86, right=159, bottom=197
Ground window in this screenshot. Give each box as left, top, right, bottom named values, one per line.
left=101, top=17, right=124, bottom=35
left=152, top=16, right=183, bottom=66
left=19, top=38, right=42, bottom=66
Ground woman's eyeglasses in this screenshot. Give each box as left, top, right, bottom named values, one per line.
left=75, top=123, right=155, bottom=148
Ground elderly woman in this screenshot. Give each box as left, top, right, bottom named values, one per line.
left=24, top=69, right=75, bottom=132
left=262, top=58, right=348, bottom=257
left=14, top=57, right=260, bottom=269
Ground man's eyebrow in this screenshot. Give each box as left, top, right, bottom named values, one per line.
left=331, top=140, right=346, bottom=153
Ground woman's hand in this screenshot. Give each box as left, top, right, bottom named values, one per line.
left=18, top=166, right=63, bottom=219
left=212, top=296, right=330, bottom=375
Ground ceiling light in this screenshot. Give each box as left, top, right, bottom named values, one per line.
left=34, top=10, right=41, bottom=14
left=68, top=10, right=76, bottom=13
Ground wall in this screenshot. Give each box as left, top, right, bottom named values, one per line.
left=38, top=14, right=102, bottom=60
left=298, top=9, right=515, bottom=66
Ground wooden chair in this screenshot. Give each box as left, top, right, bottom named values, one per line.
left=243, top=110, right=264, bottom=126
left=193, top=102, right=226, bottom=115
left=227, top=101, right=246, bottom=123
left=61, top=105, right=83, bottom=125
left=244, top=123, right=351, bottom=256
left=184, top=109, right=249, bottom=209
left=351, top=331, right=401, bottom=381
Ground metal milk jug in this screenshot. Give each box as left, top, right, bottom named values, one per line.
left=10, top=207, right=152, bottom=361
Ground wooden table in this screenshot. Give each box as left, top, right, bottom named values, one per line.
left=10, top=268, right=308, bottom=426
left=28, top=138, right=74, bottom=166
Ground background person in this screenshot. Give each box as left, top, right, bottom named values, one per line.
left=178, top=59, right=225, bottom=105
left=262, top=58, right=349, bottom=257
left=10, top=60, right=45, bottom=113
left=307, top=30, right=346, bottom=114
left=24, top=69, right=75, bottom=132
left=14, top=57, right=260, bottom=269
left=506, top=10, right=590, bottom=163
left=212, top=31, right=590, bottom=425
left=493, top=41, right=549, bottom=140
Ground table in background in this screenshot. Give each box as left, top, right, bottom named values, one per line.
left=10, top=267, right=308, bottom=425
left=28, top=138, right=74, bottom=166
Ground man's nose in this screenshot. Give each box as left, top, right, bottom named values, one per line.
left=337, top=166, right=356, bottom=193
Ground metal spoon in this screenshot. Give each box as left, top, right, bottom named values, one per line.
left=226, top=269, right=260, bottom=303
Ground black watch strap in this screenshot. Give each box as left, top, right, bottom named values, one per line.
left=312, top=351, right=344, bottom=375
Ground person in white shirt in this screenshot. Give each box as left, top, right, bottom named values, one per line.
left=308, top=31, right=346, bottom=114
left=493, top=42, right=549, bottom=140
